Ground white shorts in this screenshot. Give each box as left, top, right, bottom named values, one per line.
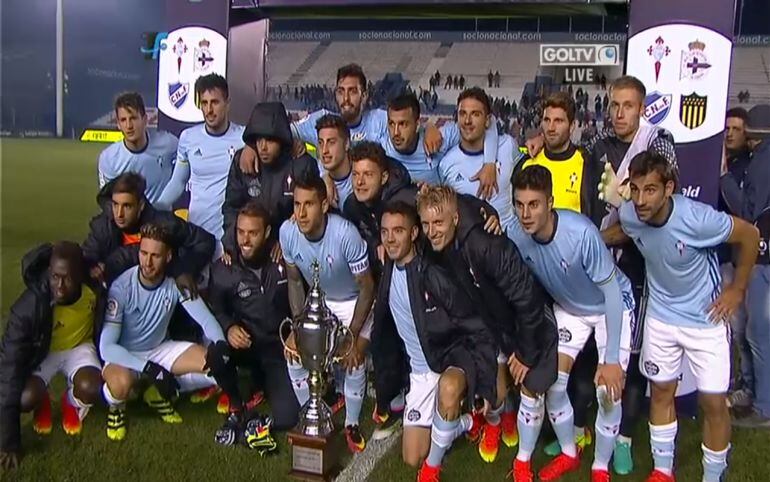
left=404, top=371, right=441, bottom=428
left=554, top=304, right=632, bottom=370
left=34, top=343, right=101, bottom=386
left=326, top=299, right=374, bottom=340
left=104, top=341, right=194, bottom=373
left=640, top=316, right=730, bottom=393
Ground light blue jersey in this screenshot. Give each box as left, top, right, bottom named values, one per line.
left=280, top=213, right=369, bottom=301
left=439, top=134, right=520, bottom=230
left=292, top=108, right=387, bottom=147
left=332, top=170, right=354, bottom=208
left=97, top=130, right=178, bottom=204
left=157, top=122, right=245, bottom=250
left=509, top=210, right=635, bottom=316
left=389, top=265, right=430, bottom=374
left=100, top=266, right=224, bottom=372
left=619, top=195, right=734, bottom=328
left=383, top=129, right=445, bottom=185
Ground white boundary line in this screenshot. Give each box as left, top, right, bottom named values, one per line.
left=335, top=427, right=403, bottom=481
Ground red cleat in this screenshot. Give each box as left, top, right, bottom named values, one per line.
left=501, top=411, right=519, bottom=447
left=417, top=460, right=441, bottom=482
left=61, top=392, right=82, bottom=435
left=216, top=393, right=230, bottom=414
left=191, top=385, right=219, bottom=404
left=329, top=392, right=346, bottom=416
left=508, top=458, right=533, bottom=482
left=245, top=391, right=265, bottom=411
left=478, top=422, right=501, bottom=462
left=33, top=391, right=52, bottom=435
left=645, top=470, right=676, bottom=482
left=344, top=425, right=366, bottom=453
left=592, top=468, right=611, bottom=482
left=538, top=452, right=581, bottom=481
left=466, top=411, right=486, bottom=444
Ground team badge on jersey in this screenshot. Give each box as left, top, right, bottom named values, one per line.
left=560, top=259, right=570, bottom=274
left=675, top=240, right=686, bottom=256
left=228, top=145, right=236, bottom=161
left=679, top=93, right=707, bottom=129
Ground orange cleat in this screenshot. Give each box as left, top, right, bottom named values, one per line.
left=245, top=391, right=265, bottom=411
left=417, top=460, right=441, bottom=482
left=478, top=422, right=501, bottom=462
left=217, top=393, right=230, bottom=414
left=466, top=411, right=486, bottom=444
left=507, top=459, right=534, bottom=482
left=345, top=425, right=366, bottom=453
left=501, top=411, right=519, bottom=447
left=645, top=470, right=676, bottom=482
left=61, top=392, right=82, bottom=436
left=191, top=385, right=219, bottom=404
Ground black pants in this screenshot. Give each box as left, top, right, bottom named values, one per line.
left=231, top=340, right=300, bottom=431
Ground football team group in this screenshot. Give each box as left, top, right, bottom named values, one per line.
left=0, top=63, right=766, bottom=482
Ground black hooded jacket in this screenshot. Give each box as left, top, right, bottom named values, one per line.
left=82, top=181, right=215, bottom=284
left=0, top=244, right=106, bottom=452
left=208, top=227, right=291, bottom=347
left=222, top=102, right=318, bottom=254
left=371, top=244, right=498, bottom=411
left=435, top=218, right=558, bottom=394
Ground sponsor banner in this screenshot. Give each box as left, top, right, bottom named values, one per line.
left=540, top=44, right=620, bottom=66
left=268, top=30, right=629, bottom=44
left=157, top=26, right=227, bottom=123
left=80, top=129, right=123, bottom=143
left=627, top=0, right=736, bottom=206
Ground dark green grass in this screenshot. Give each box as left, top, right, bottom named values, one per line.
left=2, top=138, right=770, bottom=481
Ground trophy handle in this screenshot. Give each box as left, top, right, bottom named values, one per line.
left=279, top=317, right=300, bottom=359
left=331, top=325, right=355, bottom=364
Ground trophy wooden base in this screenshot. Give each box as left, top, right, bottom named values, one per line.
left=287, top=429, right=341, bottom=481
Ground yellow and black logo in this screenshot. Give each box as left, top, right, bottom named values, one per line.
left=679, top=93, right=707, bottom=129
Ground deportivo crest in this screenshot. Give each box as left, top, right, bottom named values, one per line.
left=644, top=361, right=660, bottom=376
left=679, top=40, right=711, bottom=80
left=168, top=82, right=189, bottom=109
left=558, top=327, right=572, bottom=343
left=237, top=281, right=252, bottom=299
left=647, top=36, right=670, bottom=82
left=194, top=38, right=214, bottom=73
left=407, top=409, right=421, bottom=422
left=643, top=91, right=672, bottom=126
left=679, top=93, right=707, bottom=129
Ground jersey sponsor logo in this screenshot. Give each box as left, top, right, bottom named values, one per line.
left=679, top=93, right=707, bottom=129
left=407, top=409, right=421, bottom=422
left=106, top=299, right=119, bottom=319
left=679, top=40, right=711, bottom=80
left=295, top=252, right=303, bottom=262
left=647, top=36, right=671, bottom=82
left=237, top=281, right=252, bottom=299
left=643, top=91, right=673, bottom=126
left=644, top=360, right=660, bottom=376
left=558, top=327, right=572, bottom=343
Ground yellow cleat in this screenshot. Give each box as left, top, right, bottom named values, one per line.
left=478, top=422, right=501, bottom=463
left=106, top=406, right=127, bottom=441
left=143, top=386, right=183, bottom=424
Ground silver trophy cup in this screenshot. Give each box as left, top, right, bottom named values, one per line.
left=280, top=260, right=351, bottom=437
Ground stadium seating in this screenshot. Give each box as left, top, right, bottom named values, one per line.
left=728, top=46, right=770, bottom=107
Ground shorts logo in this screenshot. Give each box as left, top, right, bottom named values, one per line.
left=644, top=361, right=660, bottom=376
left=558, top=327, right=572, bottom=343
left=407, top=409, right=421, bottom=422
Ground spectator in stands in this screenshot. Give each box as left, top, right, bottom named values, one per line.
left=488, top=70, right=494, bottom=88
left=603, top=93, right=610, bottom=113
left=453, top=76, right=460, bottom=90
left=600, top=74, right=607, bottom=90
left=445, top=75, right=452, bottom=90
left=434, top=70, right=441, bottom=85
left=494, top=71, right=501, bottom=88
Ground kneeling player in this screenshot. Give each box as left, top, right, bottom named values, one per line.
left=373, top=202, right=497, bottom=482
left=510, top=165, right=633, bottom=482
left=0, top=243, right=103, bottom=471
left=99, top=223, right=253, bottom=446
left=209, top=202, right=301, bottom=450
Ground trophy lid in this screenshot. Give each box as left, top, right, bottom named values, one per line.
left=301, top=260, right=333, bottom=323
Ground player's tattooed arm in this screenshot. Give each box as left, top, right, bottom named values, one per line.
left=601, top=222, right=630, bottom=247
left=350, top=269, right=376, bottom=338
left=285, top=263, right=306, bottom=318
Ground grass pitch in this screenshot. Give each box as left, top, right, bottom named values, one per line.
left=1, top=138, right=769, bottom=481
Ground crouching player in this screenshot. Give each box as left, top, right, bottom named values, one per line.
left=0, top=243, right=103, bottom=471
left=509, top=165, right=634, bottom=481
left=98, top=223, right=264, bottom=447
left=372, top=202, right=497, bottom=482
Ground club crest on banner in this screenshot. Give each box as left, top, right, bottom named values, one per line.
left=679, top=40, right=711, bottom=80
left=157, top=26, right=227, bottom=123
left=643, top=91, right=673, bottom=125
left=679, top=93, right=708, bottom=129
left=647, top=36, right=670, bottom=82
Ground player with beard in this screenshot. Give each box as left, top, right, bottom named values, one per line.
left=439, top=88, right=520, bottom=233
left=99, top=223, right=249, bottom=445
left=384, top=93, right=501, bottom=196
left=509, top=165, right=634, bottom=482
left=373, top=202, right=497, bottom=482
left=209, top=202, right=300, bottom=450
left=280, top=175, right=376, bottom=453
left=605, top=151, right=758, bottom=482
left=157, top=74, right=245, bottom=259
left=531, top=76, right=678, bottom=474
left=222, top=102, right=318, bottom=256
left=98, top=92, right=177, bottom=204
left=0, top=243, right=103, bottom=471
left=417, top=185, right=558, bottom=466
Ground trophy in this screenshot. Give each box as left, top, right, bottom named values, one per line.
left=280, top=260, right=352, bottom=481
